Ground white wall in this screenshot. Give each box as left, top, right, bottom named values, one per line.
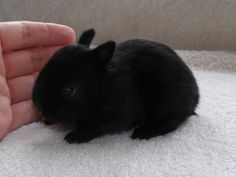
left=0, top=0, right=235, bottom=51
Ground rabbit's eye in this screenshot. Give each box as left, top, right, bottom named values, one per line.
left=61, top=86, right=77, bottom=99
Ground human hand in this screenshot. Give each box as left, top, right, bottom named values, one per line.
left=0, top=21, right=75, bottom=140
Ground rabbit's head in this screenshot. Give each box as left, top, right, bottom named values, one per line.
left=32, top=29, right=116, bottom=124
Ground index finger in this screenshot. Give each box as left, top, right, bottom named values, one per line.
left=0, top=21, right=76, bottom=52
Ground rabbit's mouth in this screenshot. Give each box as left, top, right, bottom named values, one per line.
left=41, top=115, right=61, bottom=125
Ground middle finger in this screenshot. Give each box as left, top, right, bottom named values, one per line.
left=3, top=45, right=63, bottom=79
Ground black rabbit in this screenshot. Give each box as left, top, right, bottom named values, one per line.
left=32, top=29, right=199, bottom=144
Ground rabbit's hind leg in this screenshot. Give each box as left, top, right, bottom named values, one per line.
left=131, top=112, right=191, bottom=140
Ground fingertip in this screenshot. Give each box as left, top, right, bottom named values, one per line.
left=0, top=21, right=77, bottom=51
left=47, top=23, right=76, bottom=45
left=58, top=24, right=76, bottom=44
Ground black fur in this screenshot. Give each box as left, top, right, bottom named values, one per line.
left=78, top=28, right=95, bottom=47
left=32, top=29, right=199, bottom=144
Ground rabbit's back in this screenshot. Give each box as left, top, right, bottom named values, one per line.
left=110, top=39, right=199, bottom=112
left=102, top=39, right=199, bottom=134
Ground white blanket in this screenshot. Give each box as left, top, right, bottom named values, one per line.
left=0, top=51, right=236, bottom=177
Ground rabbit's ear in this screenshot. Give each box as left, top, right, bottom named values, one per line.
left=93, top=41, right=116, bottom=65
left=78, top=29, right=95, bottom=47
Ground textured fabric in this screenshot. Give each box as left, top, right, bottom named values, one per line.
left=0, top=51, right=236, bottom=177
left=0, top=0, right=236, bottom=51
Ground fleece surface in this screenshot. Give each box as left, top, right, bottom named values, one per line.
left=0, top=51, right=236, bottom=177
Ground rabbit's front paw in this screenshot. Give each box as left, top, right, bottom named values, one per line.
left=64, top=128, right=103, bottom=144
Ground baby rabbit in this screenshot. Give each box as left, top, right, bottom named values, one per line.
left=32, top=29, right=199, bottom=144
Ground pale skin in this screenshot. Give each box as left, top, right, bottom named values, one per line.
left=0, top=21, right=76, bottom=140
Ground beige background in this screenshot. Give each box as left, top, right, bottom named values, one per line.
left=0, top=0, right=235, bottom=51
